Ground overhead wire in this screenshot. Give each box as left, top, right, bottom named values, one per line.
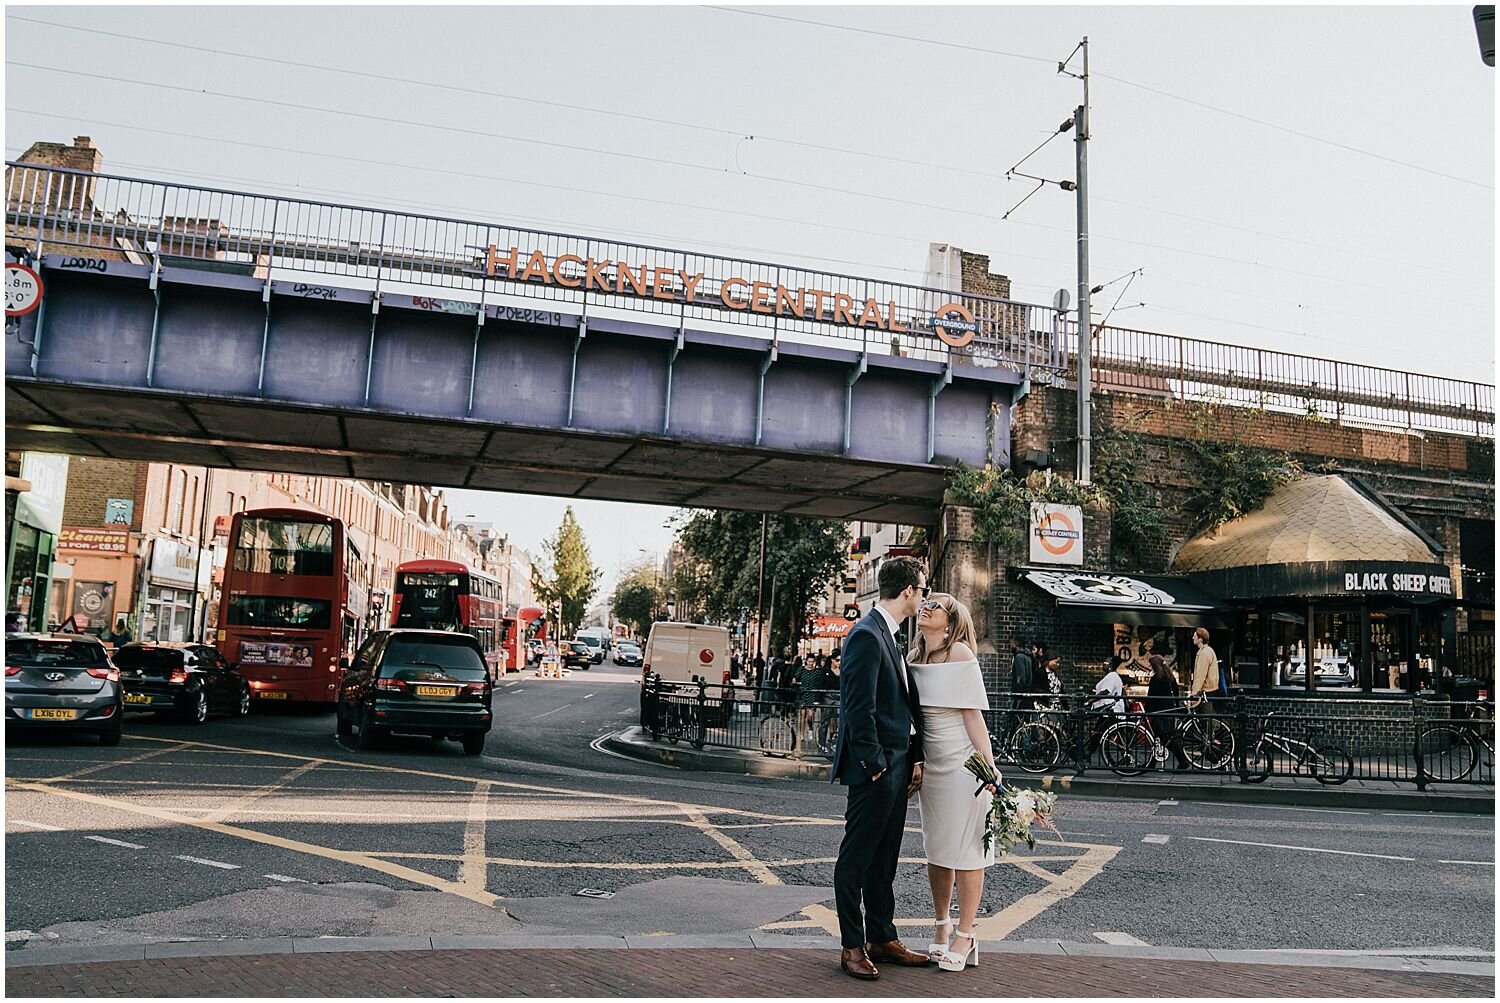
left=6, top=14, right=1482, bottom=279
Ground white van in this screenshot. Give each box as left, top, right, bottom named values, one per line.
left=574, top=627, right=609, bottom=665
left=642, top=622, right=731, bottom=685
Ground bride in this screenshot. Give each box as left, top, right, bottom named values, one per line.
left=907, top=592, right=999, bottom=973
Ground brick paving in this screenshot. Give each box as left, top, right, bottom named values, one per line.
left=6, top=949, right=1493, bottom=998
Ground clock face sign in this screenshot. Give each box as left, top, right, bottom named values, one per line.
left=1027, top=570, right=1177, bottom=607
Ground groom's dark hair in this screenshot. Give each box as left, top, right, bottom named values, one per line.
left=877, top=556, right=926, bottom=600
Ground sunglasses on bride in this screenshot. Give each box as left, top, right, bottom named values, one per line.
left=918, top=599, right=944, bottom=612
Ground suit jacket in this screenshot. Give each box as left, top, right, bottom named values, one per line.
left=830, top=608, right=925, bottom=784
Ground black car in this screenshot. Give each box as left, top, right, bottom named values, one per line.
left=5, top=633, right=123, bottom=745
left=336, top=629, right=493, bottom=754
left=563, top=641, right=594, bottom=671
left=613, top=643, right=643, bottom=668
left=113, top=642, right=250, bottom=724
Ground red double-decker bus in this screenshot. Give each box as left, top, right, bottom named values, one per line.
left=500, top=605, right=547, bottom=674
left=217, top=508, right=364, bottom=708
left=390, top=560, right=505, bottom=678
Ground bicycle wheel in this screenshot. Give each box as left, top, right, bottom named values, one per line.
left=1182, top=718, right=1235, bottom=770
left=1099, top=721, right=1152, bottom=776
left=1309, top=739, right=1353, bottom=785
left=1418, top=726, right=1478, bottom=782
left=759, top=714, right=794, bottom=754
left=1243, top=741, right=1273, bottom=783
left=1008, top=722, right=1062, bottom=773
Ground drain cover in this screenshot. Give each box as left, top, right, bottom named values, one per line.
left=574, top=888, right=615, bottom=899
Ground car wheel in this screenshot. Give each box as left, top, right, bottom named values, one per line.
left=358, top=707, right=385, bottom=750
left=235, top=685, right=251, bottom=718
left=182, top=689, right=209, bottom=726
left=461, top=732, right=486, bottom=755
left=99, top=721, right=123, bottom=747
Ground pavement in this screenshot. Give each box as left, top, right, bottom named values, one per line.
left=6, top=934, right=1494, bottom=997
left=601, top=726, right=1497, bottom=814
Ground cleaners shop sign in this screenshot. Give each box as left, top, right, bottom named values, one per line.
left=484, top=245, right=980, bottom=347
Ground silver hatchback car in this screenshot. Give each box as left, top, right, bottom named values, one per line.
left=5, top=633, right=124, bottom=745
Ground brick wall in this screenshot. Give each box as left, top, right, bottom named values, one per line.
left=61, top=457, right=142, bottom=530
left=958, top=251, right=1012, bottom=301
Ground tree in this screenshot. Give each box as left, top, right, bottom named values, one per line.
left=531, top=507, right=601, bottom=638
left=672, top=511, right=849, bottom=656
left=611, top=559, right=661, bottom=637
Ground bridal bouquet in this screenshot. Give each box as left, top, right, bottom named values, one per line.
left=963, top=751, right=1060, bottom=855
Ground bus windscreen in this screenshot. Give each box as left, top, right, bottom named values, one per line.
left=233, top=519, right=335, bottom=575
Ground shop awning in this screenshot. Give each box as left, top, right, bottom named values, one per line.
left=1017, top=568, right=1237, bottom=628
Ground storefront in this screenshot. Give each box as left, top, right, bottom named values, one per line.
left=1016, top=568, right=1238, bottom=693
left=5, top=452, right=68, bottom=633
left=141, top=537, right=202, bottom=643
left=1172, top=475, right=1466, bottom=695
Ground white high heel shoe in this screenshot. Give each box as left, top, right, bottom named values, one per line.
left=935, top=931, right=979, bottom=972
left=926, top=918, right=953, bottom=958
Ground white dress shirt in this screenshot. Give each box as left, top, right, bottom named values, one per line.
left=875, top=604, right=916, bottom=737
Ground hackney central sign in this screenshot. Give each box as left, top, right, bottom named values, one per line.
left=484, top=245, right=980, bottom=348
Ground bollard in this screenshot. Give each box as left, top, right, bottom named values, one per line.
left=1234, top=693, right=1250, bottom=782
left=693, top=677, right=708, bottom=750
left=1071, top=688, right=1089, bottom=774
left=1412, top=696, right=1427, bottom=791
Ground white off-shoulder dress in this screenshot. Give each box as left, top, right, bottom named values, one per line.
left=910, top=658, right=995, bottom=871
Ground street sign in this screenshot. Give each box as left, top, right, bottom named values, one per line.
left=4, top=263, right=43, bottom=317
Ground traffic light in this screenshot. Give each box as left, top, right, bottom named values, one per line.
left=842, top=575, right=857, bottom=593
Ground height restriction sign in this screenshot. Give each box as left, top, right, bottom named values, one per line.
left=5, top=263, right=43, bottom=317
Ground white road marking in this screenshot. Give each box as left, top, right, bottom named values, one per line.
left=1157, top=799, right=1178, bottom=806
left=1095, top=931, right=1151, bottom=946
left=1437, top=859, right=1495, bottom=866
left=1193, top=801, right=1369, bottom=816
left=5, top=931, right=34, bottom=942
left=616, top=709, right=634, bottom=715
left=175, top=855, right=241, bottom=870
left=85, top=835, right=146, bottom=849
left=263, top=873, right=306, bottom=883
left=584, top=693, right=595, bottom=699
left=1187, top=836, right=1413, bottom=861
left=1142, top=834, right=1170, bottom=844
left=11, top=819, right=63, bottom=831
left=531, top=704, right=573, bottom=720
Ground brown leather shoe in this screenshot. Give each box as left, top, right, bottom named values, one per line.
left=866, top=938, right=935, bottom=966
left=840, top=946, right=880, bottom=980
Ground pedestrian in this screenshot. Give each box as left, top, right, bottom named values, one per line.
left=1145, top=654, right=1189, bottom=768
left=1189, top=627, right=1221, bottom=715
left=1086, top=655, right=1128, bottom=756
left=907, top=591, right=995, bottom=973
left=1039, top=654, right=1063, bottom=714
left=830, top=555, right=932, bottom=980
left=1005, top=635, right=1034, bottom=739
left=104, top=617, right=133, bottom=647
left=796, top=654, right=825, bottom=756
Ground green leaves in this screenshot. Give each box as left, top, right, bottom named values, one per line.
left=531, top=507, right=601, bottom=637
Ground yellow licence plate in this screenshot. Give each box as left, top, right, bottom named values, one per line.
left=31, top=708, right=77, bottom=720
left=257, top=691, right=290, bottom=700
left=124, top=693, right=151, bottom=704
left=415, top=685, right=458, bottom=698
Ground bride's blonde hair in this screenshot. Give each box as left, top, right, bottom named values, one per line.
left=908, top=592, right=977, bottom=664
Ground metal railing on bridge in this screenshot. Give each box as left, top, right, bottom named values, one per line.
left=640, top=676, right=1495, bottom=788
left=4, top=162, right=1062, bottom=372
left=8, top=162, right=1489, bottom=440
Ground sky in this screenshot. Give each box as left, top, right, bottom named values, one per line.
left=5, top=4, right=1495, bottom=591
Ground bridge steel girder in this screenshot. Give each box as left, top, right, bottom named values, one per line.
left=4, top=256, right=1020, bottom=524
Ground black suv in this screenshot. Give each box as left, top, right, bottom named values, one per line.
left=114, top=643, right=250, bottom=724
left=336, top=630, right=493, bottom=754
left=563, top=641, right=594, bottom=671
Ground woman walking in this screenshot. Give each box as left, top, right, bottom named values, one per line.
left=907, top=592, right=998, bottom=973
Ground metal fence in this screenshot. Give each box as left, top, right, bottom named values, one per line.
left=640, top=677, right=1494, bottom=788
left=3, top=162, right=1062, bottom=371
left=1074, top=320, right=1494, bottom=438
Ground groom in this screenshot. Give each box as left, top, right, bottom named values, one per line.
left=829, top=555, right=932, bottom=979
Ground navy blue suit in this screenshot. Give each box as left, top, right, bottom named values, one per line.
left=830, top=608, right=924, bottom=949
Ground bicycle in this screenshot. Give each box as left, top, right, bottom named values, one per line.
left=1098, top=710, right=1175, bottom=776
left=757, top=689, right=799, bottom=756
left=1244, top=711, right=1352, bottom=785
left=814, top=699, right=840, bottom=755
left=659, top=694, right=698, bottom=746
left=998, top=703, right=1112, bottom=773
left=1417, top=700, right=1494, bottom=782
left=1177, top=695, right=1236, bottom=770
